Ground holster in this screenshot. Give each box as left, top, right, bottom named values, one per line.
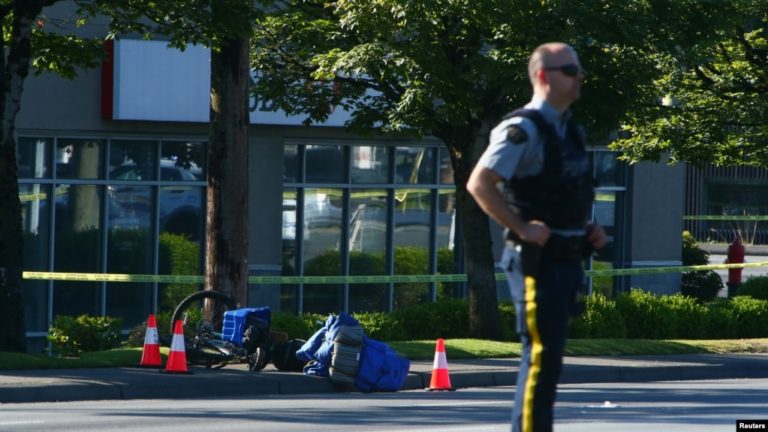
left=520, top=243, right=542, bottom=277
left=543, top=234, right=593, bottom=262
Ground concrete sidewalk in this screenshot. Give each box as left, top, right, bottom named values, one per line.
left=2, top=353, right=768, bottom=404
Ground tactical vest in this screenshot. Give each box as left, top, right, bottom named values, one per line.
left=503, top=108, right=595, bottom=231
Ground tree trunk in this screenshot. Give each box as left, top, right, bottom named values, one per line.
left=441, top=121, right=501, bottom=340
left=0, top=2, right=52, bottom=352
left=205, top=36, right=250, bottom=309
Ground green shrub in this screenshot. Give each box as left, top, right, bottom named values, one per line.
left=124, top=311, right=174, bottom=347
left=659, top=294, right=708, bottom=339
left=703, top=299, right=740, bottom=339
left=301, top=313, right=328, bottom=335
left=570, top=293, right=626, bottom=338
left=590, top=261, right=614, bottom=298
left=436, top=248, right=458, bottom=299
left=390, top=298, right=469, bottom=340
left=48, top=314, right=123, bottom=356
left=725, top=296, right=768, bottom=338
left=271, top=312, right=314, bottom=340
left=498, top=301, right=518, bottom=341
left=158, top=233, right=201, bottom=314
left=682, top=231, right=709, bottom=265
left=680, top=231, right=723, bottom=302
left=615, top=289, right=678, bottom=339
left=393, top=247, right=431, bottom=309
left=353, top=311, right=403, bottom=341
left=737, top=275, right=768, bottom=301
left=681, top=271, right=723, bottom=303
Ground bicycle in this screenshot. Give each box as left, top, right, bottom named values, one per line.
left=170, top=290, right=291, bottom=371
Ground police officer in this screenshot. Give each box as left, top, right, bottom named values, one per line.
left=467, top=42, right=607, bottom=432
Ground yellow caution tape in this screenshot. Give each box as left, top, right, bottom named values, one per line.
left=21, top=260, right=768, bottom=284
left=684, top=215, right=768, bottom=221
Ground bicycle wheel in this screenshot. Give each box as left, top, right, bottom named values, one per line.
left=170, top=290, right=238, bottom=368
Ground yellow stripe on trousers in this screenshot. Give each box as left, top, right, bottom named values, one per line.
left=522, top=275, right=543, bottom=432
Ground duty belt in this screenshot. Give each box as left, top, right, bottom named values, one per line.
left=506, top=231, right=592, bottom=262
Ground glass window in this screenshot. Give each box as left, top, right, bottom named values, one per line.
left=109, top=140, right=157, bottom=181
left=393, top=188, right=431, bottom=308
left=302, top=188, right=344, bottom=314
left=593, top=151, right=622, bottom=187
left=158, top=231, right=202, bottom=316
left=439, top=147, right=454, bottom=185
left=159, top=185, right=204, bottom=241
left=593, top=191, right=617, bottom=262
left=437, top=189, right=457, bottom=298
left=20, top=184, right=50, bottom=333
left=53, top=184, right=104, bottom=318
left=281, top=189, right=299, bottom=313
left=395, top=147, right=434, bottom=184
left=17, top=137, right=51, bottom=179
left=161, top=141, right=206, bottom=181
left=349, top=189, right=388, bottom=312
left=351, top=146, right=388, bottom=184
left=56, top=138, right=104, bottom=180
left=306, top=145, right=345, bottom=183
left=107, top=194, right=154, bottom=327
left=108, top=185, right=152, bottom=233
left=284, top=144, right=299, bottom=183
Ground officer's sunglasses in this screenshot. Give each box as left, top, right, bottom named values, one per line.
left=542, top=64, right=585, bottom=77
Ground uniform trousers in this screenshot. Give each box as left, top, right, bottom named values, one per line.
left=501, top=246, right=584, bottom=432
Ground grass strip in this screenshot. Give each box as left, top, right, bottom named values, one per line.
left=1, top=339, right=766, bottom=369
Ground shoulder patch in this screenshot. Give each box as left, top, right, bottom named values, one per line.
left=505, top=126, right=528, bottom=145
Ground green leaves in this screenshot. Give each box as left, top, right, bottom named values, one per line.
left=612, top=1, right=768, bottom=167
left=30, top=31, right=103, bottom=79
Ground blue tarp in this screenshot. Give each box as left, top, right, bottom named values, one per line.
left=296, top=313, right=410, bottom=392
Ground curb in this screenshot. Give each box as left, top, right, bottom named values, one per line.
left=3, top=354, right=768, bottom=404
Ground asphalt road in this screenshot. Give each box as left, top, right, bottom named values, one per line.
left=1, top=378, right=766, bottom=432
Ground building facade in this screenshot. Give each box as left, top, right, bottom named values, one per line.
left=14, top=4, right=686, bottom=352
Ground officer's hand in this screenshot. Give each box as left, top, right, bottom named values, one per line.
left=519, top=220, right=550, bottom=247
left=586, top=223, right=607, bottom=250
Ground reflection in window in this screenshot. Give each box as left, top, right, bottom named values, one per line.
left=53, top=184, right=104, bottom=318
left=159, top=185, right=204, bottom=241
left=17, top=137, right=51, bottom=179
left=349, top=190, right=388, bottom=312
left=394, top=189, right=431, bottom=247
left=593, top=151, right=622, bottom=187
left=351, top=146, right=388, bottom=184
left=593, top=191, right=617, bottom=262
left=157, top=231, right=202, bottom=318
left=284, top=144, right=298, bottom=182
left=20, top=184, right=50, bottom=334
left=161, top=141, right=206, bottom=181
left=109, top=140, right=157, bottom=181
left=303, top=188, right=343, bottom=314
left=107, top=184, right=154, bottom=327
left=394, top=189, right=431, bottom=308
left=108, top=185, right=152, bottom=232
left=439, top=147, right=454, bottom=185
left=437, top=189, right=457, bottom=298
left=281, top=189, right=298, bottom=313
left=56, top=138, right=104, bottom=180
left=306, top=145, right=345, bottom=183
left=395, top=147, right=434, bottom=184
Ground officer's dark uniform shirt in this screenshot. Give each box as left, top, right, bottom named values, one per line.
left=477, top=96, right=590, bottom=237
left=478, top=96, right=591, bottom=291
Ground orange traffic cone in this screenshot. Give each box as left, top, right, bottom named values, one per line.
left=426, top=338, right=455, bottom=391
left=137, top=314, right=162, bottom=368
left=161, top=320, right=192, bottom=374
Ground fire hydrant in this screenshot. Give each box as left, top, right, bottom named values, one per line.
left=725, top=238, right=745, bottom=297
